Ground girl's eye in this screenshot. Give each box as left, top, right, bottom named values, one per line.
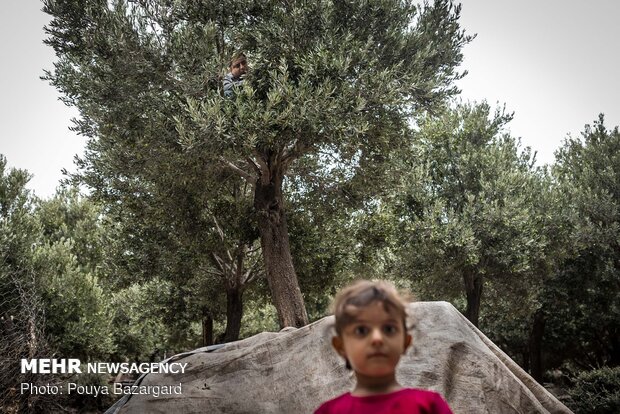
left=353, top=326, right=369, bottom=336
left=383, top=324, right=398, bottom=335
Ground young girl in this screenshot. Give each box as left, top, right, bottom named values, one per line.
left=314, top=280, right=453, bottom=414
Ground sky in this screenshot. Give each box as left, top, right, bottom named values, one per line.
left=1, top=1, right=618, bottom=199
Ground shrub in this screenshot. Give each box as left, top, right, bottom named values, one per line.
left=568, top=366, right=620, bottom=414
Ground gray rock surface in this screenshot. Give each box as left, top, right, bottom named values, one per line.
left=106, top=301, right=572, bottom=413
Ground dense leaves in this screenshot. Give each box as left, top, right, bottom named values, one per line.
left=568, top=366, right=620, bottom=414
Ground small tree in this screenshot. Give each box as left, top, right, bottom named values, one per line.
left=34, top=188, right=115, bottom=359
left=394, top=102, right=550, bottom=327
left=547, top=115, right=620, bottom=368
left=0, top=155, right=49, bottom=413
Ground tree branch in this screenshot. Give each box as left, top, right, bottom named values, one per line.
left=234, top=244, right=246, bottom=287
left=282, top=137, right=307, bottom=165
left=253, top=150, right=271, bottom=185
left=220, top=157, right=257, bottom=183
left=246, top=156, right=261, bottom=175
left=245, top=267, right=264, bottom=286
left=244, top=252, right=264, bottom=285
left=212, top=216, right=225, bottom=242
left=211, top=252, right=226, bottom=274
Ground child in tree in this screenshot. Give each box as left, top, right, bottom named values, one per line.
left=223, top=52, right=248, bottom=97
left=314, top=280, right=453, bottom=414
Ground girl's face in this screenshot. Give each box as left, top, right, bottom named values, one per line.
left=332, top=301, right=412, bottom=379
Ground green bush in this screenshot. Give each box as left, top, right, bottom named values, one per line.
left=568, top=366, right=620, bottom=414
left=110, top=280, right=171, bottom=361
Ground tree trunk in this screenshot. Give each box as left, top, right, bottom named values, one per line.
left=521, top=351, right=530, bottom=373
left=463, top=271, right=482, bottom=327
left=254, top=170, right=308, bottom=328
left=223, top=288, right=243, bottom=342
left=529, top=309, right=545, bottom=382
left=609, top=325, right=620, bottom=366
left=201, top=308, right=213, bottom=346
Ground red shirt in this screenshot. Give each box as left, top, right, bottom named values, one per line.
left=314, top=388, right=453, bottom=414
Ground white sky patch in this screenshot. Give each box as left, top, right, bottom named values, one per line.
left=455, top=0, right=620, bottom=166
left=0, top=1, right=83, bottom=199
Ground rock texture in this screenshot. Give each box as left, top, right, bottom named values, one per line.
left=106, top=302, right=572, bottom=414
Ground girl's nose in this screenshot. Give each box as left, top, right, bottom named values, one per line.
left=370, top=328, right=384, bottom=345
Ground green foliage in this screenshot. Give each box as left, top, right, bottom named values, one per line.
left=394, top=103, right=550, bottom=317
left=568, top=367, right=620, bottom=414
left=0, top=159, right=179, bottom=363
left=0, top=156, right=51, bottom=413
left=239, top=295, right=280, bottom=338
left=546, top=115, right=620, bottom=367
left=0, top=155, right=39, bottom=312
left=35, top=240, right=114, bottom=359
left=110, top=280, right=171, bottom=360
left=36, top=186, right=106, bottom=273
left=0, top=170, right=116, bottom=361
left=285, top=175, right=361, bottom=316
left=34, top=189, right=115, bottom=360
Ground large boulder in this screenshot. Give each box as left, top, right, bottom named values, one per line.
left=106, top=302, right=572, bottom=413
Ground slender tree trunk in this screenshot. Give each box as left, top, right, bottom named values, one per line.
left=223, top=288, right=243, bottom=342
left=529, top=309, right=545, bottom=381
left=202, top=308, right=213, bottom=346
left=521, top=351, right=530, bottom=373
left=254, top=170, right=308, bottom=328
left=611, top=343, right=620, bottom=366
left=463, top=271, right=482, bottom=327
